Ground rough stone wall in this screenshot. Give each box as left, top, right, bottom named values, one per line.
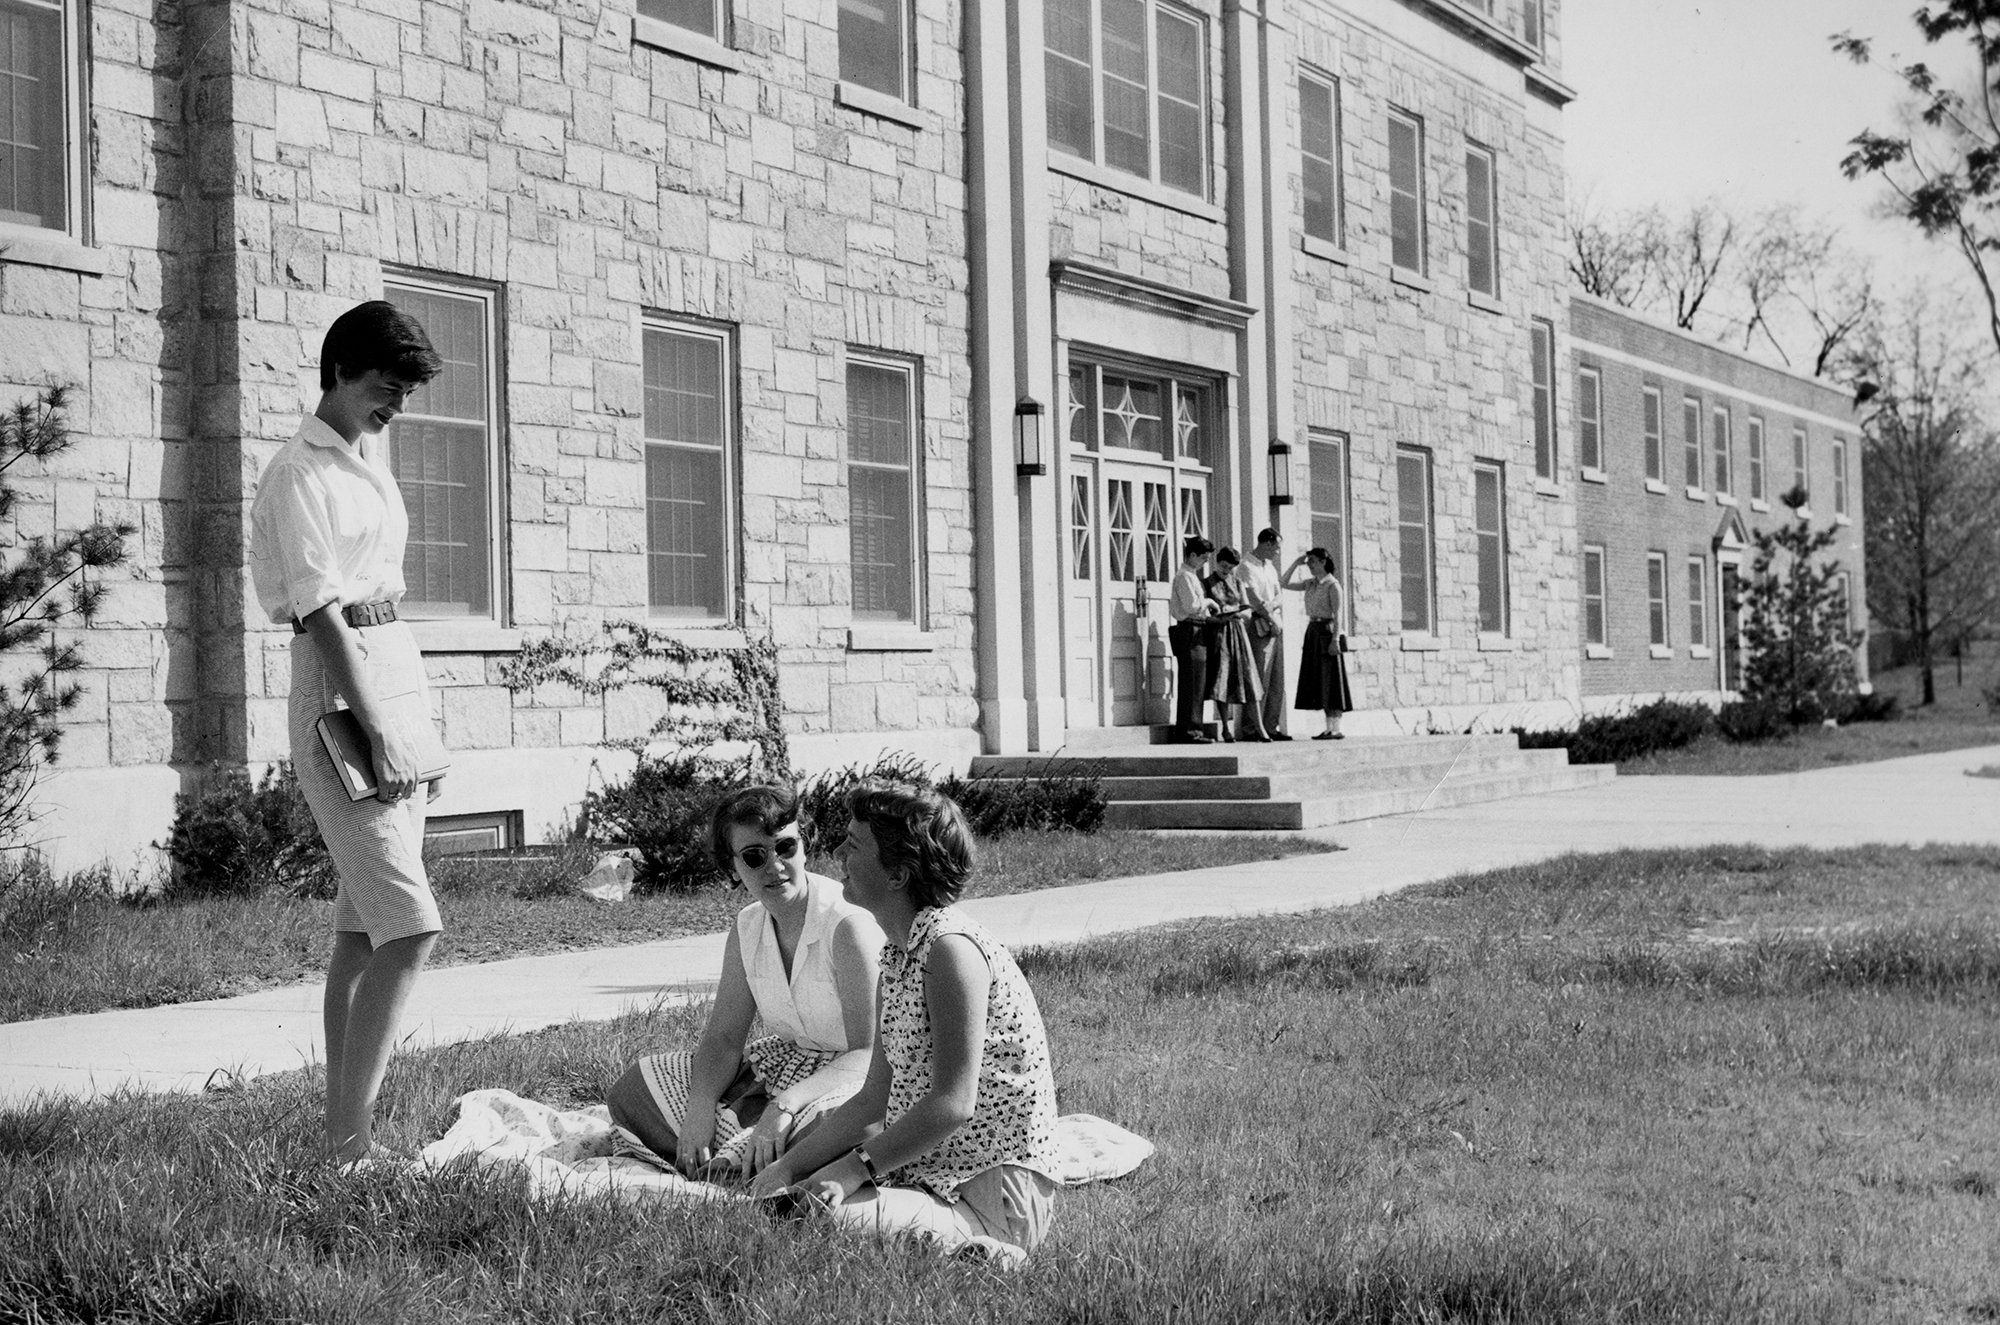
left=225, top=0, right=977, bottom=762
left=1283, top=6, right=1577, bottom=717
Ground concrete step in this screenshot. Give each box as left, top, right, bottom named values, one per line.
left=1092, top=746, right=1578, bottom=803
left=1101, top=764, right=1616, bottom=831
left=971, top=733, right=1530, bottom=781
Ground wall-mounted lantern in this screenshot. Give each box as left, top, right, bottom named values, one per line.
left=1014, top=398, right=1046, bottom=477
left=1267, top=440, right=1294, bottom=506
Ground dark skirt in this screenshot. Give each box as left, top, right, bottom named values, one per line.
left=1294, top=619, right=1354, bottom=713
left=1208, top=617, right=1264, bottom=705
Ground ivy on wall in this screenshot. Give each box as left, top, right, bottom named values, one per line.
left=499, top=621, right=791, bottom=781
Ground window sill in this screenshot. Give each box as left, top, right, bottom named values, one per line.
left=1685, top=486, right=1708, bottom=502
left=1689, top=645, right=1713, bottom=659
left=630, top=14, right=745, bottom=71
left=1047, top=152, right=1224, bottom=223
left=1649, top=644, right=1672, bottom=659
left=836, top=81, right=927, bottom=131
left=1749, top=498, right=1770, bottom=514
left=1644, top=478, right=1668, bottom=495
left=1399, top=633, right=1444, bottom=652
left=0, top=225, right=110, bottom=275
left=1389, top=266, right=1433, bottom=293
left=1580, top=466, right=1606, bottom=485
left=848, top=626, right=938, bottom=652
left=1477, top=634, right=1515, bottom=652
left=1466, top=289, right=1505, bottom=315
left=411, top=623, right=525, bottom=654
left=1301, top=234, right=1349, bottom=265
left=1534, top=477, right=1561, bottom=498
left=1585, top=644, right=1614, bottom=660
left=1714, top=492, right=1738, bottom=507
left=643, top=622, right=751, bottom=649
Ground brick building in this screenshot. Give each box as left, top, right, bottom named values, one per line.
left=1, top=0, right=1621, bottom=871
left=1568, top=295, right=1866, bottom=710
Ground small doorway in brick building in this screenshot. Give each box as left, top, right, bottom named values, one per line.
left=1713, top=510, right=1750, bottom=694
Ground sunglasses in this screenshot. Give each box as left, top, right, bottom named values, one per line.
left=734, top=837, right=802, bottom=870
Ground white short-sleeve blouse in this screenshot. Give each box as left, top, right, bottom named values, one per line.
left=249, top=415, right=408, bottom=626
left=736, top=872, right=877, bottom=1054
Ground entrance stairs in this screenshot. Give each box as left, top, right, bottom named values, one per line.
left=968, top=731, right=1615, bottom=830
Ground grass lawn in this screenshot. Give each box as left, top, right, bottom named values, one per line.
left=1619, top=663, right=2000, bottom=776
left=0, top=831, right=1330, bottom=1024
left=4, top=844, right=1997, bottom=1321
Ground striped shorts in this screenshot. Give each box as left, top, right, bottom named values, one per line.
left=288, top=620, right=443, bottom=945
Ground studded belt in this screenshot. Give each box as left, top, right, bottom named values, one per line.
left=292, top=600, right=398, bottom=634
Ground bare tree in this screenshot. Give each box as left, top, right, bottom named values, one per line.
left=1567, top=198, right=1652, bottom=304
left=1736, top=208, right=1877, bottom=376
left=1847, top=295, right=2000, bottom=705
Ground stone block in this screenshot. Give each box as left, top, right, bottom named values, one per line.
left=829, top=683, right=875, bottom=732
left=558, top=705, right=604, bottom=747
left=604, top=685, right=670, bottom=742
left=111, top=703, right=173, bottom=766
left=511, top=707, right=561, bottom=747
left=513, top=522, right=570, bottom=572
left=443, top=685, right=514, bottom=750
left=501, top=106, right=566, bottom=155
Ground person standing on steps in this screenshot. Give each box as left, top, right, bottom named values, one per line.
left=1167, top=536, right=1218, bottom=744
left=1283, top=546, right=1355, bottom=740
left=249, top=300, right=447, bottom=1168
left=1205, top=547, right=1269, bottom=742
left=1234, top=527, right=1291, bottom=740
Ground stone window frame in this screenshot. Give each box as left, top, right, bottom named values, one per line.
left=1394, top=444, right=1437, bottom=637
left=1574, top=363, right=1602, bottom=480
left=1307, top=429, right=1351, bottom=624
left=0, top=0, right=100, bottom=274
left=1472, top=457, right=1509, bottom=638
left=1645, top=550, right=1669, bottom=653
left=1528, top=318, right=1554, bottom=482
left=642, top=315, right=741, bottom=627
left=383, top=272, right=511, bottom=635
left=631, top=0, right=745, bottom=72
left=1581, top=543, right=1608, bottom=655
left=1044, top=0, right=1214, bottom=204
left=1298, top=66, right=1344, bottom=253
left=846, top=347, right=927, bottom=627
left=1464, top=139, right=1499, bottom=300
left=1641, top=384, right=1665, bottom=488
left=1386, top=106, right=1428, bottom=278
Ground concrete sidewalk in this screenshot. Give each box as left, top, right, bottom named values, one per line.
left=4, top=742, right=1997, bottom=1108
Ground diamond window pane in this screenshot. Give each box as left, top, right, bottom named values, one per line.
left=1108, top=479, right=1134, bottom=582
left=1070, top=475, right=1093, bottom=580
left=1143, top=481, right=1170, bottom=582
left=839, top=0, right=905, bottom=100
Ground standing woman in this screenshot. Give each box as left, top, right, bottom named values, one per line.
left=1204, top=547, right=1269, bottom=742
left=1283, top=546, right=1355, bottom=739
left=249, top=301, right=446, bottom=1167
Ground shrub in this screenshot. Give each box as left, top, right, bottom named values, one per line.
left=0, top=854, right=117, bottom=943
left=574, top=752, right=752, bottom=894
left=794, top=753, right=938, bottom=856
left=938, top=762, right=1108, bottom=837
left=1715, top=697, right=1789, bottom=744
left=160, top=764, right=335, bottom=901
left=1843, top=691, right=1901, bottom=724
left=1513, top=700, right=1713, bottom=765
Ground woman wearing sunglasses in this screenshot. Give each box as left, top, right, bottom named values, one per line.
left=605, top=785, right=883, bottom=1179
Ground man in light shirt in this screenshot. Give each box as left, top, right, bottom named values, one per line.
left=1167, top=537, right=1217, bottom=743
left=1234, top=527, right=1290, bottom=740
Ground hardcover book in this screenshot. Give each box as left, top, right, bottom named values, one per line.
left=315, top=694, right=451, bottom=802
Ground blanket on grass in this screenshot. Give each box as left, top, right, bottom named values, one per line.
left=419, top=1089, right=1154, bottom=1207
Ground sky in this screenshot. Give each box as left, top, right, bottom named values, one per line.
left=1564, top=0, right=1973, bottom=305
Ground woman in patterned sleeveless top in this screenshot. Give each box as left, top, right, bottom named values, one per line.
left=750, top=781, right=1062, bottom=1261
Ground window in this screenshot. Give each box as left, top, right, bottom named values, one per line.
left=1309, top=431, right=1349, bottom=606
left=1396, top=447, right=1434, bottom=633
left=643, top=322, right=735, bottom=620
left=1646, top=552, right=1668, bottom=647
left=841, top=0, right=912, bottom=102
left=1523, top=0, right=1543, bottom=50
left=847, top=354, right=921, bottom=622
left=1833, top=571, right=1853, bottom=629
left=1069, top=474, right=1093, bottom=581
left=638, top=0, right=722, bottom=42
left=1045, top=0, right=1209, bottom=197
left=1642, top=386, right=1664, bottom=483
left=1387, top=108, right=1426, bottom=274
left=384, top=278, right=504, bottom=622
left=1071, top=354, right=1217, bottom=568
left=1530, top=319, right=1554, bottom=480
left=1711, top=406, right=1732, bottom=495
left=1474, top=460, right=1508, bottom=634
left=1747, top=415, right=1765, bottom=502
left=1833, top=437, right=1849, bottom=515
left=1582, top=545, right=1606, bottom=648
left=1299, top=70, right=1343, bottom=247
left=1687, top=555, right=1708, bottom=648
left=0, top=0, right=81, bottom=238
left=1465, top=143, right=1498, bottom=297
left=1792, top=426, right=1809, bottom=501
left=1682, top=396, right=1702, bottom=490
left=1575, top=366, right=1601, bottom=473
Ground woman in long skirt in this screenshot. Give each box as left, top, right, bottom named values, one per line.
left=1283, top=547, right=1354, bottom=739
left=1204, top=547, right=1269, bottom=741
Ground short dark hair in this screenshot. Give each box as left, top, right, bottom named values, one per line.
left=1306, top=546, right=1336, bottom=572
left=1256, top=527, right=1280, bottom=546
left=319, top=300, right=444, bottom=392
left=844, top=779, right=975, bottom=910
left=1182, top=536, right=1215, bottom=559
left=1215, top=545, right=1241, bottom=567
left=707, top=784, right=801, bottom=879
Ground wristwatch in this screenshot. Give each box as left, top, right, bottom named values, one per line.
left=853, top=1145, right=882, bottom=1185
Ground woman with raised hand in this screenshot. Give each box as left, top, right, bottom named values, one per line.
left=606, top=785, right=883, bottom=1178
left=750, top=781, right=1062, bottom=1264
left=1284, top=546, right=1355, bottom=739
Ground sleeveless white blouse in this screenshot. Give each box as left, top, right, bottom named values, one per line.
left=735, top=872, right=872, bottom=1054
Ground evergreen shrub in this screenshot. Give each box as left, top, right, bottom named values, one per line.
left=1715, top=698, right=1790, bottom=744
left=161, top=764, right=335, bottom=901
left=1514, top=699, right=1714, bottom=765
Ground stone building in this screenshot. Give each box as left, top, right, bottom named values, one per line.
left=2, top=0, right=1603, bottom=870
left=1568, top=295, right=1867, bottom=710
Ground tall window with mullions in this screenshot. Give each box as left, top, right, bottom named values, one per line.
left=1308, top=431, right=1348, bottom=593
left=848, top=355, right=922, bottom=623
left=384, top=278, right=503, bottom=621
left=1473, top=460, right=1508, bottom=635
left=0, top=0, right=73, bottom=233
left=1396, top=447, right=1435, bottom=634
left=644, top=322, right=735, bottom=621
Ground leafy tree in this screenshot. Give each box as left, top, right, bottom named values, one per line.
left=1837, top=4, right=2000, bottom=359
left=0, top=385, right=133, bottom=847
left=1735, top=487, right=1863, bottom=725
left=1846, top=299, right=2000, bottom=705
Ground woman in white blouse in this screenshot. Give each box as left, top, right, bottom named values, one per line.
left=606, top=785, right=883, bottom=1178
left=247, top=301, right=446, bottom=1168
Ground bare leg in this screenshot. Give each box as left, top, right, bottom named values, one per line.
left=325, top=930, right=437, bottom=1163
